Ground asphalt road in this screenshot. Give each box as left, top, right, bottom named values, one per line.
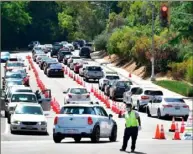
left=1, top=51, right=192, bottom=154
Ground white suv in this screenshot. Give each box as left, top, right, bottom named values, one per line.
left=129, top=87, right=163, bottom=111
left=99, top=72, right=120, bottom=91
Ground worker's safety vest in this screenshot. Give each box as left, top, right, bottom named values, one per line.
left=125, top=111, right=139, bottom=128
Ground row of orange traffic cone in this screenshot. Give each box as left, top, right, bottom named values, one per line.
left=153, top=123, right=181, bottom=140
left=27, top=55, right=60, bottom=114
left=169, top=117, right=185, bottom=133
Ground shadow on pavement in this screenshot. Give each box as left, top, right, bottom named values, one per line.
left=61, top=140, right=118, bottom=144
left=12, top=131, right=49, bottom=136
left=127, top=151, right=147, bottom=154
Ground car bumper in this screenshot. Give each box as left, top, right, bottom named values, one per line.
left=10, top=124, right=47, bottom=132
left=66, top=99, right=92, bottom=104
left=48, top=71, right=64, bottom=76
left=53, top=127, right=93, bottom=138
left=161, top=109, right=189, bottom=117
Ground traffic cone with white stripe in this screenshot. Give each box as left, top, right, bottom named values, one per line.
left=169, top=117, right=176, bottom=132
left=173, top=123, right=181, bottom=140
left=180, top=118, right=185, bottom=133
left=159, top=124, right=166, bottom=139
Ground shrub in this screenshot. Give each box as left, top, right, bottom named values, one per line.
left=186, top=57, right=193, bottom=84
left=94, top=32, right=109, bottom=51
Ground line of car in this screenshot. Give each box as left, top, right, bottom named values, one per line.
left=1, top=54, right=52, bottom=134
left=30, top=42, right=118, bottom=143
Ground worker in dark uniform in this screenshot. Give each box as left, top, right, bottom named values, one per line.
left=120, top=103, right=141, bottom=152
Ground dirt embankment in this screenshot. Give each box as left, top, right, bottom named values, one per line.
left=101, top=53, right=172, bottom=80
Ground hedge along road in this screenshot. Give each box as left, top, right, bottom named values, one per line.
left=1, top=52, right=192, bottom=154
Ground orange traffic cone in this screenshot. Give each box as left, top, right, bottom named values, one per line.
left=180, top=118, right=185, bottom=133
left=91, top=84, right=94, bottom=93
left=153, top=124, right=160, bottom=139
left=159, top=124, right=166, bottom=139
left=169, top=117, right=176, bottom=132
left=173, top=123, right=181, bottom=140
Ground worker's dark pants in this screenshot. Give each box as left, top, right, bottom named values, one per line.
left=122, top=126, right=138, bottom=150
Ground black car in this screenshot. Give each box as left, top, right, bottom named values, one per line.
left=43, top=61, right=58, bottom=74
left=38, top=57, right=52, bottom=69
left=51, top=43, right=63, bottom=57
left=79, top=47, right=91, bottom=58
left=28, top=41, right=40, bottom=50
left=57, top=50, right=72, bottom=62
left=72, top=41, right=80, bottom=49
left=47, top=63, right=64, bottom=77
left=109, top=80, right=132, bottom=100
left=75, top=39, right=86, bottom=47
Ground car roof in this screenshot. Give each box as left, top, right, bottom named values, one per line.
left=16, top=103, right=42, bottom=107
left=142, top=87, right=160, bottom=90
left=69, top=87, right=87, bottom=89
left=12, top=92, right=35, bottom=95
left=6, top=71, right=21, bottom=75
left=62, top=104, right=102, bottom=108
left=86, top=64, right=101, bottom=67
left=11, top=87, right=32, bottom=90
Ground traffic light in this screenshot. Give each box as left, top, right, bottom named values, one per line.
left=160, top=4, right=169, bottom=27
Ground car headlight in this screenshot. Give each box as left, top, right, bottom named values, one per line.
left=12, top=120, right=21, bottom=124
left=38, top=121, right=47, bottom=125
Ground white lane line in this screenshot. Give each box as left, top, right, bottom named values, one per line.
left=4, top=119, right=10, bottom=134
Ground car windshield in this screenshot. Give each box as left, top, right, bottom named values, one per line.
left=106, top=75, right=120, bottom=80
left=144, top=90, right=163, bottom=95
left=164, top=98, right=185, bottom=103
left=61, top=51, right=72, bottom=55
left=60, top=106, right=95, bottom=115
left=70, top=88, right=88, bottom=94
left=117, top=81, right=132, bottom=87
left=50, top=64, right=62, bottom=69
left=7, top=62, right=24, bottom=67
left=87, top=66, right=102, bottom=71
left=15, top=106, right=43, bottom=115
left=6, top=73, right=22, bottom=79
left=81, top=48, right=90, bottom=54
left=11, top=94, right=37, bottom=103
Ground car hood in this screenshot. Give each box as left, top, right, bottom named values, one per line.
left=9, top=102, right=38, bottom=107
left=12, top=114, right=46, bottom=122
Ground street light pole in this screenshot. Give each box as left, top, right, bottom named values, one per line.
left=150, top=4, right=156, bottom=81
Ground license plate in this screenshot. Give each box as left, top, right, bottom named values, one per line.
left=26, top=126, right=33, bottom=129
left=175, top=106, right=180, bottom=110
left=67, top=129, right=76, bottom=133
left=77, top=95, right=81, bottom=99
left=55, top=70, right=58, bottom=72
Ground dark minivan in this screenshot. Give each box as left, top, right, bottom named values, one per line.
left=79, top=47, right=91, bottom=58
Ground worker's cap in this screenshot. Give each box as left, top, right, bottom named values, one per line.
left=126, top=103, right=132, bottom=108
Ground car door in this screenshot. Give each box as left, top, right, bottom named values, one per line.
left=151, top=97, right=162, bottom=115
left=38, top=89, right=52, bottom=111
left=94, top=106, right=112, bottom=137
left=132, top=88, right=143, bottom=106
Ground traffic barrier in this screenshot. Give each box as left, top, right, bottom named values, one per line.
left=173, top=123, right=181, bottom=140
left=153, top=124, right=160, bottom=139
left=169, top=117, right=176, bottom=132
left=180, top=118, right=185, bottom=133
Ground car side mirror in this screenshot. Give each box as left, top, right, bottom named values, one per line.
left=63, top=91, right=67, bottom=94
left=109, top=114, right=113, bottom=119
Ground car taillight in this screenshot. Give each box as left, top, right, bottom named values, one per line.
left=68, top=94, right=72, bottom=98
left=163, top=105, right=173, bottom=108
left=86, top=94, right=90, bottom=98
left=183, top=105, right=189, bottom=108
left=54, top=116, right=58, bottom=125
left=141, top=96, right=149, bottom=100
left=87, top=117, right=93, bottom=125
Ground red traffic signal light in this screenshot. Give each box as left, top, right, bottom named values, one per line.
left=161, top=5, right=168, bottom=12
left=160, top=4, right=168, bottom=17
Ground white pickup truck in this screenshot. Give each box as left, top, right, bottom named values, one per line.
left=53, top=104, right=117, bottom=143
